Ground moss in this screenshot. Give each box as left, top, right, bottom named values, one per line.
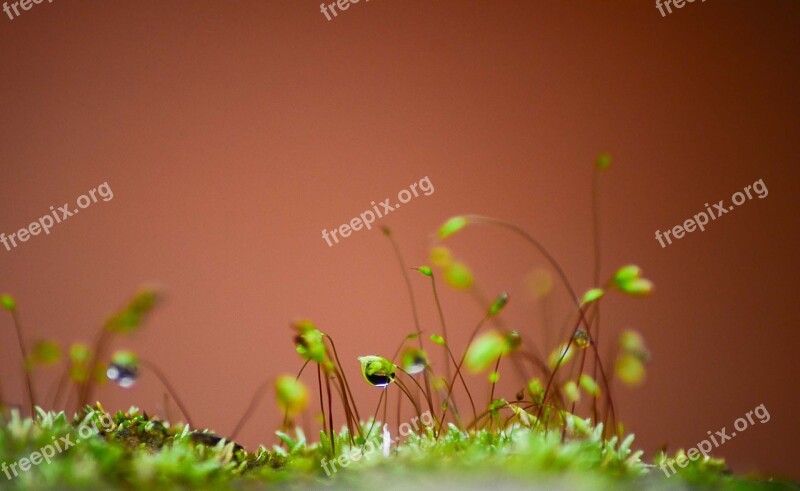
left=0, top=406, right=793, bottom=490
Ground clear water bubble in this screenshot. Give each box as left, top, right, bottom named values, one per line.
left=401, top=348, right=427, bottom=375
left=107, top=363, right=138, bottom=388
left=573, top=328, right=591, bottom=349
left=358, top=356, right=397, bottom=388
left=365, top=372, right=394, bottom=388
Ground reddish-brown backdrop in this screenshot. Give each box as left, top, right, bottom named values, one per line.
left=1, top=0, right=798, bottom=480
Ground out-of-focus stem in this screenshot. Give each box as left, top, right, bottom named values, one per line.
left=11, top=310, right=35, bottom=415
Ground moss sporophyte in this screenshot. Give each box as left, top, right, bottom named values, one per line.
left=2, top=154, right=781, bottom=489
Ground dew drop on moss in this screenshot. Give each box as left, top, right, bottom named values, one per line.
left=573, top=328, right=591, bottom=349
left=107, top=363, right=138, bottom=388
left=365, top=372, right=394, bottom=388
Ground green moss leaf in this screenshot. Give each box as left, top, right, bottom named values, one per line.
left=429, top=246, right=452, bottom=268
left=613, top=265, right=642, bottom=286
left=104, top=288, right=161, bottom=334
left=70, top=343, right=91, bottom=363
left=579, top=374, right=601, bottom=396
left=548, top=342, right=574, bottom=370
left=580, top=288, right=605, bottom=305
left=617, top=278, right=654, bottom=297
left=437, top=216, right=469, bottom=239
left=111, top=350, right=139, bottom=368
left=444, top=262, right=474, bottom=290
left=414, top=266, right=433, bottom=277
left=615, top=354, right=645, bottom=386
left=293, top=320, right=328, bottom=365
left=465, top=331, right=508, bottom=373
left=488, top=291, right=509, bottom=317
left=0, top=294, right=16, bottom=312
left=563, top=381, right=580, bottom=403
left=31, top=340, right=61, bottom=366
left=275, top=375, right=309, bottom=416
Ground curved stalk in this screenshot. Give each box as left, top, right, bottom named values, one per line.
left=382, top=229, right=435, bottom=410
left=140, top=359, right=195, bottom=428
left=363, top=389, right=386, bottom=443
left=436, top=315, right=489, bottom=436
left=230, top=359, right=311, bottom=440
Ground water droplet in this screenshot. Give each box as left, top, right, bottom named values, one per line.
left=573, top=328, right=591, bottom=349
left=400, top=348, right=427, bottom=375
left=107, top=363, right=138, bottom=388
left=358, top=356, right=397, bottom=388
left=365, top=372, right=394, bottom=388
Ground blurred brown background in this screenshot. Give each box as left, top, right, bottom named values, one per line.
left=1, top=0, right=798, bottom=480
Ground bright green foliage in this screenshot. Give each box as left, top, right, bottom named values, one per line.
left=579, top=374, right=601, bottom=397
left=548, top=342, right=574, bottom=369
left=613, top=265, right=642, bottom=285
left=654, top=448, right=728, bottom=485
left=487, top=291, right=509, bottom=316
left=0, top=294, right=16, bottom=312
left=0, top=162, right=780, bottom=491
left=563, top=381, right=580, bottom=403
left=444, top=262, right=474, bottom=290
left=414, top=266, right=433, bottom=277
left=617, top=278, right=654, bottom=296
left=275, top=376, right=309, bottom=416
left=293, top=320, right=329, bottom=367
left=619, top=330, right=647, bottom=356
left=29, top=340, right=61, bottom=367
left=465, top=331, right=509, bottom=372
left=68, top=343, right=92, bottom=383
left=111, top=350, right=139, bottom=368
left=615, top=330, right=650, bottom=386
left=612, top=265, right=654, bottom=297
left=615, top=354, right=645, bottom=386
left=437, top=216, right=469, bottom=238
left=357, top=356, right=396, bottom=388
left=527, top=378, right=544, bottom=403
left=429, top=246, right=452, bottom=267
left=69, top=343, right=91, bottom=363
left=581, top=287, right=605, bottom=305
left=0, top=407, right=782, bottom=490
left=104, top=288, right=161, bottom=334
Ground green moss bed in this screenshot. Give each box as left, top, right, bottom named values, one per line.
left=0, top=406, right=795, bottom=490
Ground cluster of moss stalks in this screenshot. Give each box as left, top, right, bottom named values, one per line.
left=0, top=155, right=795, bottom=490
